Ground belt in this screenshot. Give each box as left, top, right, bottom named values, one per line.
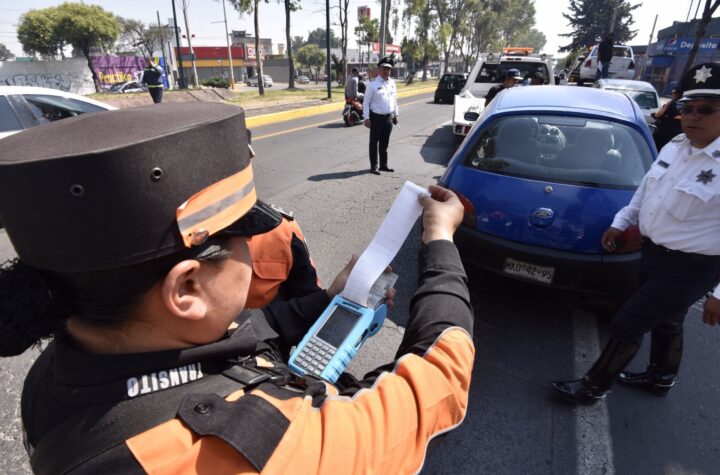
left=642, top=238, right=710, bottom=259
left=370, top=111, right=392, bottom=117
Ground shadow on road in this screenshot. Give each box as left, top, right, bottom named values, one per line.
left=317, top=123, right=349, bottom=129
left=307, top=170, right=370, bottom=181
left=419, top=125, right=456, bottom=166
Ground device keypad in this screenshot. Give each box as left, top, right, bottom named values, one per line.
left=295, top=337, right=335, bottom=374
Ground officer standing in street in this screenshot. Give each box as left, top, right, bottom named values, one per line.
left=363, top=56, right=399, bottom=175
left=597, top=33, right=614, bottom=81
left=484, top=68, right=523, bottom=106
left=552, top=63, right=720, bottom=404
left=0, top=102, right=475, bottom=473
left=141, top=57, right=164, bottom=104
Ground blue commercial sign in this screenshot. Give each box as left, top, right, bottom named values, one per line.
left=660, top=37, right=720, bottom=55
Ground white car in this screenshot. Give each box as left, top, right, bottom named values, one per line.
left=247, top=75, right=273, bottom=87
left=0, top=86, right=116, bottom=140
left=578, top=44, right=635, bottom=86
left=593, top=79, right=660, bottom=125
left=297, top=75, right=310, bottom=84
left=108, top=81, right=145, bottom=94
left=452, top=50, right=553, bottom=139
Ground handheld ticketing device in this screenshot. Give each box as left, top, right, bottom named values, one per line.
left=288, top=272, right=397, bottom=383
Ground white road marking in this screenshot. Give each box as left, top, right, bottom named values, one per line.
left=572, top=309, right=616, bottom=475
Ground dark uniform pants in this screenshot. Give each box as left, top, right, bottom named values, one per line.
left=148, top=87, right=163, bottom=104
left=610, top=240, right=720, bottom=344
left=369, top=111, right=393, bottom=170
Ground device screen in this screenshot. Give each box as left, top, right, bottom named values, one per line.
left=316, top=306, right=360, bottom=347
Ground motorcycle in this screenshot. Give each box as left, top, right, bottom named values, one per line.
left=342, top=95, right=364, bottom=126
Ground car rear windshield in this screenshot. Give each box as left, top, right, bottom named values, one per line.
left=590, top=46, right=632, bottom=58
left=463, top=115, right=653, bottom=189
left=476, top=61, right=550, bottom=84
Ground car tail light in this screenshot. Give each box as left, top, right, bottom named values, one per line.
left=629, top=60, right=635, bottom=69
left=463, top=125, right=471, bottom=135
left=584, top=59, right=592, bottom=68
left=615, top=224, right=642, bottom=253
left=455, top=191, right=477, bottom=227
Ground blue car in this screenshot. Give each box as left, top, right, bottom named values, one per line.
left=440, top=86, right=657, bottom=296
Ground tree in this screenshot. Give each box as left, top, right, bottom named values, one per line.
left=16, top=7, right=67, bottom=59
left=280, top=0, right=301, bottom=89
left=291, top=35, right=304, bottom=54
left=306, top=27, right=340, bottom=49
left=116, top=17, right=168, bottom=57
left=560, top=0, right=640, bottom=52
left=337, top=0, right=350, bottom=85
left=229, top=0, right=270, bottom=96
left=403, top=0, right=438, bottom=80
left=512, top=28, right=547, bottom=52
left=354, top=16, right=378, bottom=69
left=17, top=3, right=120, bottom=92
left=430, top=0, right=478, bottom=71
left=296, top=44, right=326, bottom=84
left=0, top=43, right=14, bottom=61
left=683, top=0, right=720, bottom=75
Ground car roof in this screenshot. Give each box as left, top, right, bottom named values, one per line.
left=490, top=85, right=641, bottom=122
left=595, top=79, right=656, bottom=93
left=0, top=86, right=116, bottom=109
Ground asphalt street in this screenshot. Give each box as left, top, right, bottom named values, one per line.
left=1, top=91, right=718, bottom=474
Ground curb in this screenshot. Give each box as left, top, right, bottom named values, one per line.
left=245, top=85, right=437, bottom=128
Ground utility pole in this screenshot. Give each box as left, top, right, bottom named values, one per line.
left=171, top=0, right=186, bottom=88
left=640, top=14, right=658, bottom=80
left=326, top=0, right=331, bottom=98
left=156, top=11, right=171, bottom=88
left=181, top=0, right=200, bottom=87
left=379, top=0, right=387, bottom=59
left=609, top=0, right=620, bottom=34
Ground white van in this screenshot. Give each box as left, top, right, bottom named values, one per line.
left=578, top=44, right=635, bottom=85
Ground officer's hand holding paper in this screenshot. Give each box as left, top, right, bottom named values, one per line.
left=289, top=181, right=431, bottom=382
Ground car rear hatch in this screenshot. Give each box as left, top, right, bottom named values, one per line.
left=445, top=114, right=653, bottom=254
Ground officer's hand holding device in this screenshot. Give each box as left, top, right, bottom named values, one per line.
left=289, top=181, right=429, bottom=382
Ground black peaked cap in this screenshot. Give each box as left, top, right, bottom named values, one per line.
left=0, top=102, right=276, bottom=272
left=679, top=63, right=720, bottom=100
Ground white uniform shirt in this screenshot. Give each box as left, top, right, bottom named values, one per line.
left=610, top=134, right=720, bottom=297
left=363, top=76, right=399, bottom=118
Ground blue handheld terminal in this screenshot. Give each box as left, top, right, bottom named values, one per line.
left=288, top=273, right=397, bottom=383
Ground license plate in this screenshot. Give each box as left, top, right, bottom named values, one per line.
left=503, top=258, right=555, bottom=284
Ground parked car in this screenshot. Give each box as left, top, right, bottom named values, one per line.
left=441, top=86, right=656, bottom=297
left=108, top=81, right=145, bottom=94
left=578, top=44, right=635, bottom=86
left=434, top=73, right=468, bottom=103
left=247, top=75, right=273, bottom=87
left=297, top=75, right=310, bottom=84
left=593, top=79, right=660, bottom=125
left=0, top=86, right=116, bottom=140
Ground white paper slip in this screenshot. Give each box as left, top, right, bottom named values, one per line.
left=341, top=181, right=429, bottom=306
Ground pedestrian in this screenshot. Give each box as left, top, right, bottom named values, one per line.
left=0, top=102, right=475, bottom=472
left=530, top=71, right=546, bottom=86
left=484, top=68, right=523, bottom=107
left=597, top=33, right=614, bottom=81
left=363, top=56, right=399, bottom=175
left=141, top=57, right=164, bottom=104
left=551, top=63, right=720, bottom=405
left=345, top=67, right=361, bottom=100
left=652, top=88, right=683, bottom=151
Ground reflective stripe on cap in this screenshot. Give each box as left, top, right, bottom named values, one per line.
left=177, top=166, right=256, bottom=247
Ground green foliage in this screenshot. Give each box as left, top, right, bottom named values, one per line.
left=17, top=7, right=66, bottom=58
left=296, top=44, right=326, bottom=81
left=306, top=28, right=340, bottom=48
left=560, top=0, right=640, bottom=52
left=116, top=17, right=168, bottom=57
left=513, top=28, right=547, bottom=52
left=202, top=76, right=231, bottom=88
left=0, top=43, right=14, bottom=61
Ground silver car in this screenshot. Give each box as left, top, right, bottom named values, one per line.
left=246, top=75, right=273, bottom=87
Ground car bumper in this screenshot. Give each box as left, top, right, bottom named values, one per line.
left=435, top=91, right=456, bottom=102
left=455, top=224, right=640, bottom=296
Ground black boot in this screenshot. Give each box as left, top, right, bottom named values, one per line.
left=617, top=332, right=682, bottom=396
left=552, top=337, right=640, bottom=405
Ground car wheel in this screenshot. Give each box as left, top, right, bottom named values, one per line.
left=434, top=95, right=440, bottom=103
left=577, top=78, right=585, bottom=87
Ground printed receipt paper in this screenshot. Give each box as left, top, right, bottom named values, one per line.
left=341, top=181, right=429, bottom=307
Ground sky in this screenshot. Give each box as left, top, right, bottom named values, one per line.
left=0, top=0, right=715, bottom=59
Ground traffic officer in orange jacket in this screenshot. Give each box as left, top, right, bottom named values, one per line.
left=0, top=102, right=475, bottom=473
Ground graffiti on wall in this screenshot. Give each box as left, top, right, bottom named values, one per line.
left=1, top=73, right=72, bottom=91
left=92, top=56, right=146, bottom=90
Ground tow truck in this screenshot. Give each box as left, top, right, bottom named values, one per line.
left=452, top=48, right=554, bottom=141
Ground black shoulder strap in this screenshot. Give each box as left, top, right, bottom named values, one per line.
left=30, top=361, right=298, bottom=475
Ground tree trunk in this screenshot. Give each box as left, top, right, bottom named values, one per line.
left=285, top=0, right=295, bottom=89
left=339, top=0, right=348, bottom=86
left=255, top=0, right=265, bottom=96
left=682, top=0, right=720, bottom=76
left=83, top=46, right=102, bottom=93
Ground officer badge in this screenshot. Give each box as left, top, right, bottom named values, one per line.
left=693, top=65, right=712, bottom=83
left=713, top=150, right=720, bottom=158
left=696, top=169, right=716, bottom=185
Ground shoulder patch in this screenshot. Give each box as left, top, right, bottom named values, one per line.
left=671, top=133, right=687, bottom=143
